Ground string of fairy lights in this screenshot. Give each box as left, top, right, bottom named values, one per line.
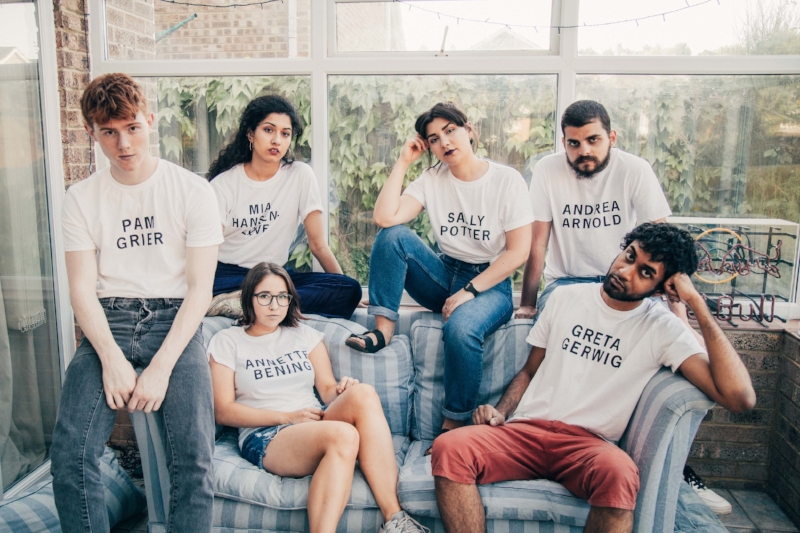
left=157, top=0, right=722, bottom=32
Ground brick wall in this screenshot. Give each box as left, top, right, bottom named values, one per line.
left=687, top=330, right=783, bottom=490
left=153, top=0, right=310, bottom=60
left=53, top=0, right=92, bottom=187
left=768, top=333, right=800, bottom=526
left=106, top=0, right=156, bottom=60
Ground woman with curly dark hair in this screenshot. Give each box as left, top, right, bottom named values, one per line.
left=207, top=95, right=361, bottom=319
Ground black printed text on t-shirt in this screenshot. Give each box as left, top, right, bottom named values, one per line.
left=440, top=212, right=490, bottom=241
left=117, top=216, right=164, bottom=249
left=562, top=324, right=623, bottom=368
left=245, top=349, right=311, bottom=380
left=231, top=203, right=280, bottom=236
left=561, top=201, right=621, bottom=229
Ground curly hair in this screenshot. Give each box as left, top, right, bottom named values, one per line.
left=622, top=222, right=699, bottom=283
left=207, top=95, right=304, bottom=181
left=80, top=73, right=148, bottom=127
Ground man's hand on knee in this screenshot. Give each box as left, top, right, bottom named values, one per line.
left=127, top=364, right=171, bottom=413
left=101, top=351, right=138, bottom=410
left=472, top=404, right=505, bottom=426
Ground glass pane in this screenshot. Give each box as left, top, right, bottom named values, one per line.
left=328, top=74, right=558, bottom=287
left=105, top=0, right=310, bottom=60
left=0, top=1, right=62, bottom=492
left=575, top=74, right=800, bottom=302
left=146, top=75, right=313, bottom=269
left=336, top=1, right=552, bottom=53
left=579, top=0, right=800, bottom=56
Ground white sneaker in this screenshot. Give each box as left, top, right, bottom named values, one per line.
left=684, top=465, right=732, bottom=515
left=380, top=511, right=430, bottom=533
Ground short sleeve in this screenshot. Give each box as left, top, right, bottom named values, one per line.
left=186, top=181, right=225, bottom=248
left=61, top=187, right=97, bottom=252
left=207, top=330, right=237, bottom=370
left=500, top=170, right=535, bottom=232
left=525, top=289, right=557, bottom=348
left=630, top=161, right=672, bottom=222
left=654, top=314, right=706, bottom=372
left=529, top=160, right=553, bottom=222
left=209, top=178, right=230, bottom=228
left=402, top=171, right=428, bottom=209
left=296, top=164, right=324, bottom=220
left=299, top=323, right=325, bottom=351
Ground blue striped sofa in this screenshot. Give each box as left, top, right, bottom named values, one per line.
left=131, top=309, right=714, bottom=533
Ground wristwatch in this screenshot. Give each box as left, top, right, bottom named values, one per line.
left=464, top=281, right=480, bottom=297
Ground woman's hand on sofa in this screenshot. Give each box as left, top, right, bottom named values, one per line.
left=336, top=376, right=360, bottom=395
left=472, top=405, right=505, bottom=426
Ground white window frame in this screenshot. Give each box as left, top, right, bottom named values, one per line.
left=86, top=0, right=800, bottom=314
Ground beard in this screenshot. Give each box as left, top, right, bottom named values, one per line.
left=567, top=149, right=612, bottom=179
left=602, top=272, right=658, bottom=303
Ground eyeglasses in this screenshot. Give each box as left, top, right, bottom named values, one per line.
left=253, top=292, right=293, bottom=307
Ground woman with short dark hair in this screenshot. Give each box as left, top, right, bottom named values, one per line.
left=347, top=102, right=533, bottom=441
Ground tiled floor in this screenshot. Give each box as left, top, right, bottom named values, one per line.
left=110, top=490, right=799, bottom=532
left=717, top=490, right=798, bottom=533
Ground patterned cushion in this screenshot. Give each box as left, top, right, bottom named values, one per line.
left=350, top=308, right=436, bottom=339
left=0, top=447, right=145, bottom=532
left=203, top=315, right=415, bottom=438
left=410, top=318, right=532, bottom=442
left=213, top=431, right=410, bottom=513
left=398, top=440, right=590, bottom=525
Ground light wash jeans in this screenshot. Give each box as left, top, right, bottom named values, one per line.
left=368, top=225, right=513, bottom=420
left=50, top=298, right=214, bottom=533
left=535, top=275, right=606, bottom=323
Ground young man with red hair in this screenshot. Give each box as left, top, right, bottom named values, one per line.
left=51, top=73, right=223, bottom=532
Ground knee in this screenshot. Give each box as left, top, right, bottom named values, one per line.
left=589, top=454, right=640, bottom=502
left=374, top=225, right=414, bottom=252
left=430, top=430, right=478, bottom=483
left=325, top=422, right=360, bottom=459
left=343, top=382, right=381, bottom=409
left=443, top=315, right=481, bottom=348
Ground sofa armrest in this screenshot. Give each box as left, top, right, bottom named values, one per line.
left=619, top=367, right=715, bottom=533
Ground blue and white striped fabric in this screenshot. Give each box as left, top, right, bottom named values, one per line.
left=212, top=431, right=409, bottom=513
left=409, top=318, right=532, bottom=442
left=0, top=447, right=145, bottom=532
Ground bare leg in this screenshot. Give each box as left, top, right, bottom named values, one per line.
left=325, top=384, right=401, bottom=522
left=584, top=507, right=634, bottom=533
left=434, top=476, right=485, bottom=533
left=262, top=421, right=360, bottom=533
left=348, top=315, right=395, bottom=350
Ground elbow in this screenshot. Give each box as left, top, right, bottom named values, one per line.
left=373, top=213, right=392, bottom=229
left=722, top=387, right=757, bottom=413
left=307, top=239, right=329, bottom=258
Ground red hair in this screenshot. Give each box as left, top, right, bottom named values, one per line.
left=80, top=73, right=148, bottom=127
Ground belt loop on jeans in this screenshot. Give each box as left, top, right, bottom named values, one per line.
left=107, top=297, right=115, bottom=310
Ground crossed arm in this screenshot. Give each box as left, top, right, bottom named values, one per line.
left=66, top=244, right=219, bottom=413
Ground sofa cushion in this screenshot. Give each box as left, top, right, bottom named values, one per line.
left=213, top=430, right=410, bottom=511
left=0, top=447, right=145, bottom=532
left=410, top=318, right=532, bottom=442
left=398, top=440, right=590, bottom=525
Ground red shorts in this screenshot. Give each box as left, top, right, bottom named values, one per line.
left=431, top=419, right=639, bottom=510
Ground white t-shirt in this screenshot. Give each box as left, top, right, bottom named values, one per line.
left=207, top=323, right=325, bottom=448
left=211, top=162, right=323, bottom=269
left=61, top=159, right=224, bottom=299
left=403, top=161, right=534, bottom=264
left=510, top=283, right=705, bottom=443
left=529, top=149, right=672, bottom=284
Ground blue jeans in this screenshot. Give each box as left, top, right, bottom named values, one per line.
left=368, top=225, right=513, bottom=421
left=50, top=298, right=214, bottom=533
left=213, top=261, right=362, bottom=320
left=535, top=275, right=606, bottom=323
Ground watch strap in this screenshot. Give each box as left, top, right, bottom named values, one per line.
left=464, top=281, right=480, bottom=296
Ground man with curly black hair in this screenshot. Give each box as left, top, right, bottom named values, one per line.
left=432, top=222, right=755, bottom=533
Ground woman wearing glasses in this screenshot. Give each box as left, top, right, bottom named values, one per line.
left=207, top=262, right=427, bottom=533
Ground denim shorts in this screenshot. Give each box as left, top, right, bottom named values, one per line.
left=240, top=405, right=328, bottom=469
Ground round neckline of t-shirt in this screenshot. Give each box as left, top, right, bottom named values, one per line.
left=237, top=162, right=286, bottom=188
left=104, top=158, right=165, bottom=192
left=443, top=160, right=494, bottom=188
left=592, top=284, right=649, bottom=318
left=237, top=324, right=282, bottom=341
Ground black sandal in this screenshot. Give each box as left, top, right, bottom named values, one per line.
left=345, top=329, right=386, bottom=354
